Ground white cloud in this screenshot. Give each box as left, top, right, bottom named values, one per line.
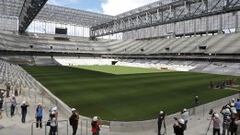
left=101, top=0, right=158, bottom=16
left=47, top=0, right=62, bottom=6
left=86, top=8, right=102, bottom=14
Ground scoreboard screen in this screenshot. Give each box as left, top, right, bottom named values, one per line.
left=55, top=28, right=67, bottom=35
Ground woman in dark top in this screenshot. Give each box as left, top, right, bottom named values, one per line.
left=21, top=101, right=29, bottom=123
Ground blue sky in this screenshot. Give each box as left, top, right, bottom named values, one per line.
left=48, top=0, right=103, bottom=13
left=47, top=0, right=158, bottom=16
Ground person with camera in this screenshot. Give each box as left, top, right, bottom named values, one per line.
left=212, top=113, right=221, bottom=135
left=173, top=118, right=185, bottom=135
left=158, top=111, right=166, bottom=135
left=49, top=116, right=57, bottom=135
left=47, top=107, right=58, bottom=135
left=20, top=101, right=29, bottom=123
left=221, top=106, right=231, bottom=135
left=35, top=103, right=43, bottom=128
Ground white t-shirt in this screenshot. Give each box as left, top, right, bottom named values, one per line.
left=181, top=111, right=189, bottom=121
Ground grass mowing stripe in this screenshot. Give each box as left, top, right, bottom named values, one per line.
left=77, top=65, right=162, bottom=75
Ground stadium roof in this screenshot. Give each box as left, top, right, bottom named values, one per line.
left=0, top=0, right=181, bottom=27
left=0, top=0, right=176, bottom=27
left=116, top=0, right=176, bottom=18
left=0, top=0, right=114, bottom=27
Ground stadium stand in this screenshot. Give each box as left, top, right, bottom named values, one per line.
left=1, top=31, right=240, bottom=56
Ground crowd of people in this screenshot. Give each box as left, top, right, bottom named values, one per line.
left=157, top=108, right=190, bottom=135
left=208, top=98, right=240, bottom=135
left=0, top=82, right=101, bottom=135
left=209, top=79, right=237, bottom=89
left=156, top=97, right=240, bottom=135
left=2, top=80, right=240, bottom=135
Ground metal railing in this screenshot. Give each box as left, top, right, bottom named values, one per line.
left=30, top=119, right=93, bottom=135
left=31, top=120, right=69, bottom=135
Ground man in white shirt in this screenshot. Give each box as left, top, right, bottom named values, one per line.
left=181, top=108, right=189, bottom=130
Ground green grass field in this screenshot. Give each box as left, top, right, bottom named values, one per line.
left=23, top=65, right=239, bottom=121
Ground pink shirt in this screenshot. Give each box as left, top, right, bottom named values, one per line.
left=213, top=117, right=221, bottom=129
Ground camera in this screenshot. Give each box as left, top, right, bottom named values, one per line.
left=209, top=109, right=214, bottom=115
left=174, top=117, right=178, bottom=121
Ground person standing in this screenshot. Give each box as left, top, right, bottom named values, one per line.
left=10, top=95, right=17, bottom=117
left=0, top=90, right=5, bottom=119
left=173, top=118, right=185, bottom=135
left=48, top=107, right=58, bottom=134
left=69, top=108, right=79, bottom=135
left=221, top=107, right=231, bottom=135
left=229, top=116, right=238, bottom=135
left=91, top=116, right=100, bottom=135
left=235, top=99, right=240, bottom=117
left=157, top=111, right=166, bottom=135
left=5, top=82, right=11, bottom=98
left=195, top=96, right=199, bottom=105
left=193, top=96, right=199, bottom=115
left=21, top=101, right=29, bottom=123
left=212, top=113, right=221, bottom=135
left=49, top=117, right=58, bottom=135
left=181, top=109, right=189, bottom=130
left=36, top=103, right=43, bottom=128
left=235, top=117, right=240, bottom=135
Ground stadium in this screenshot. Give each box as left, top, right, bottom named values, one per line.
left=1, top=0, right=240, bottom=135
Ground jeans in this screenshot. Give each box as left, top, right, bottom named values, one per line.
left=158, top=123, right=162, bottom=135
left=72, top=125, right=78, bottom=135
left=10, top=105, right=15, bottom=117
left=213, top=128, right=220, bottom=135
left=222, top=124, right=230, bottom=135
left=21, top=112, right=27, bottom=123
left=49, top=126, right=57, bottom=135
left=36, top=117, right=42, bottom=128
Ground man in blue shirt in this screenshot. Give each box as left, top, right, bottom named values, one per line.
left=235, top=99, right=240, bottom=119
left=35, top=103, right=43, bottom=128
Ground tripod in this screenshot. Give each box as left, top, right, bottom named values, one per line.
left=205, top=118, right=213, bottom=135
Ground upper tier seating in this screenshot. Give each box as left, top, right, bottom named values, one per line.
left=1, top=32, right=240, bottom=55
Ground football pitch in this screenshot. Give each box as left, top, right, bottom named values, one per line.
left=23, top=65, right=239, bottom=121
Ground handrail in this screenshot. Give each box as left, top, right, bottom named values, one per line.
left=31, top=119, right=69, bottom=135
